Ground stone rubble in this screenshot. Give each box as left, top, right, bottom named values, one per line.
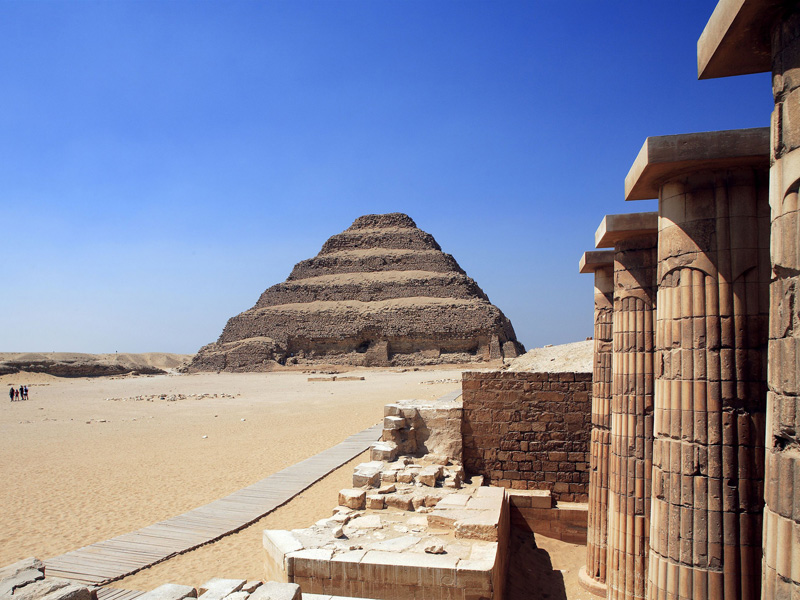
left=105, top=393, right=237, bottom=402
left=263, top=396, right=508, bottom=600
left=0, top=558, right=93, bottom=600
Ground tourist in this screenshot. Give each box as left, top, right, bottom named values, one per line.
left=8, top=387, right=13, bottom=402
left=14, top=388, right=19, bottom=401
left=22, top=386, right=28, bottom=401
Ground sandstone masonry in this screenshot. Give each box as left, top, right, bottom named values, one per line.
left=461, top=371, right=592, bottom=502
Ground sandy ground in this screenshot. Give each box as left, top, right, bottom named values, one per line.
left=1, top=365, right=591, bottom=598
left=0, top=368, right=462, bottom=574
left=507, top=340, right=593, bottom=373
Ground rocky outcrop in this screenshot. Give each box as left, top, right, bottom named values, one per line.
left=191, top=213, right=523, bottom=370
left=0, top=353, right=192, bottom=378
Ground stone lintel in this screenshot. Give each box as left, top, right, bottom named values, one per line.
left=697, top=0, right=780, bottom=79
left=579, top=250, right=615, bottom=274
left=624, top=128, right=769, bottom=201
left=594, top=213, right=658, bottom=249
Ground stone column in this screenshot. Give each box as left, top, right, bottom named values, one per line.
left=595, top=213, right=658, bottom=600
left=625, top=128, right=770, bottom=600
left=699, top=6, right=800, bottom=598
left=579, top=250, right=616, bottom=597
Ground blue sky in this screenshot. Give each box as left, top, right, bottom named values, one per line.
left=0, top=1, right=772, bottom=354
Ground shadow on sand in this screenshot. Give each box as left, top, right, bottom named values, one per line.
left=505, top=528, right=568, bottom=600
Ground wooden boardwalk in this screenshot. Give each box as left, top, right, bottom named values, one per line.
left=44, top=424, right=382, bottom=586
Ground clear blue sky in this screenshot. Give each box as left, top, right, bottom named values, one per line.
left=0, top=1, right=771, bottom=354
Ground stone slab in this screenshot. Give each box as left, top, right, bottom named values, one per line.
left=624, top=128, right=769, bottom=201
left=594, top=212, right=658, bottom=248
left=579, top=250, right=615, bottom=274
left=0, top=558, right=44, bottom=582
left=697, top=0, right=778, bottom=79
left=135, top=584, right=197, bottom=600
left=248, top=581, right=300, bottom=600
left=197, top=579, right=245, bottom=600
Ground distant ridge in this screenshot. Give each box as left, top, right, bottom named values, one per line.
left=191, top=213, right=524, bottom=371
left=0, top=352, right=191, bottom=377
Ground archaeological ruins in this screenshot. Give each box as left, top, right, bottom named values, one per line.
left=4, top=2, right=800, bottom=600
left=190, top=213, right=523, bottom=371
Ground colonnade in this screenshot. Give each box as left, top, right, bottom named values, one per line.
left=575, top=2, right=800, bottom=598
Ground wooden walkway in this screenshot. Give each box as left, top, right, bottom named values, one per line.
left=96, top=588, right=145, bottom=600
left=44, top=424, right=382, bottom=586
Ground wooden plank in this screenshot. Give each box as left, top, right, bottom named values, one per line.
left=43, top=422, right=382, bottom=583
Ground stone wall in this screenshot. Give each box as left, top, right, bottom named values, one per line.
left=461, top=371, right=592, bottom=502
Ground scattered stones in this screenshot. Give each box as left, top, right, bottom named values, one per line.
left=106, top=393, right=235, bottom=402
left=424, top=544, right=446, bottom=554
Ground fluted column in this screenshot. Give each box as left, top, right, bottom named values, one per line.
left=626, top=128, right=770, bottom=600
left=596, top=213, right=658, bottom=600
left=580, top=250, right=616, bottom=596
left=764, top=13, right=800, bottom=600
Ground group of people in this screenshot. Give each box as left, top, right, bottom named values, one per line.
left=9, top=386, right=28, bottom=401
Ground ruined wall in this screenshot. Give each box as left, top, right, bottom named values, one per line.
left=462, top=371, right=592, bottom=502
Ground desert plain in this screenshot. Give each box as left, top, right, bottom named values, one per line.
left=0, top=357, right=590, bottom=600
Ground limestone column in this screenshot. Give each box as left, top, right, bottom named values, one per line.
left=595, top=213, right=658, bottom=600
left=698, top=5, right=800, bottom=598
left=625, top=128, right=770, bottom=600
left=579, top=250, right=616, bottom=597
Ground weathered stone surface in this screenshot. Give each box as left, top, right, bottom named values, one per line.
left=365, top=494, right=385, bottom=509
left=197, top=579, right=246, bottom=600
left=241, top=582, right=262, bottom=594
left=190, top=213, right=523, bottom=370
left=0, top=568, right=44, bottom=597
left=384, top=494, right=414, bottom=511
left=248, top=582, right=301, bottom=600
left=137, top=584, right=197, bottom=600
left=352, top=462, right=383, bottom=488
left=338, top=489, right=366, bottom=510
left=417, top=465, right=443, bottom=487
left=0, top=558, right=44, bottom=583
left=370, top=441, right=397, bottom=462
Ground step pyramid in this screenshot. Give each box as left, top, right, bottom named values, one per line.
left=190, top=213, right=523, bottom=370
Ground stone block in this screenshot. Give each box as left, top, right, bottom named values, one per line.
left=384, top=416, right=405, bottom=430
left=0, top=558, right=44, bottom=582
left=366, top=494, right=385, bottom=509
left=428, top=508, right=473, bottom=529
left=353, top=462, right=383, bottom=488
left=370, top=441, right=397, bottom=462
left=338, top=488, right=366, bottom=509
left=435, top=494, right=471, bottom=508
left=417, top=465, right=444, bottom=487
left=287, top=548, right=333, bottom=580
left=384, top=495, right=414, bottom=511
left=248, top=582, right=300, bottom=600
left=263, top=529, right=305, bottom=571
left=0, top=568, right=45, bottom=597
left=198, top=579, right=246, bottom=600
left=397, top=471, right=415, bottom=484
left=384, top=404, right=402, bottom=417
left=455, top=511, right=499, bottom=542
left=135, top=585, right=197, bottom=600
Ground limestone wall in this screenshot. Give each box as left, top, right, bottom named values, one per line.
left=461, top=371, right=592, bottom=502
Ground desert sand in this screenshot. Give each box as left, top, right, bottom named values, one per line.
left=0, top=367, right=464, bottom=585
